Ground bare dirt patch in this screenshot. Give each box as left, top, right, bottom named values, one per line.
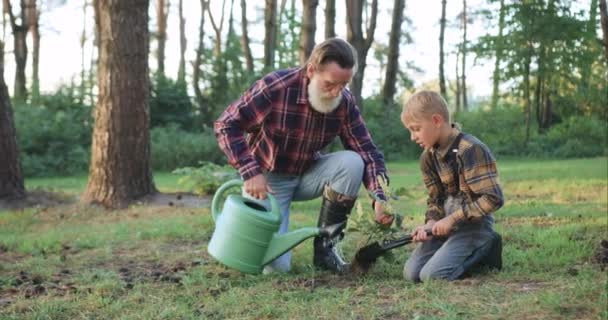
left=0, top=190, right=75, bottom=211
left=137, top=192, right=210, bottom=208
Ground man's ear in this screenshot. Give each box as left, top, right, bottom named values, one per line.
left=306, top=63, right=314, bottom=78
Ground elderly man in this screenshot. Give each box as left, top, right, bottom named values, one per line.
left=214, top=38, right=392, bottom=274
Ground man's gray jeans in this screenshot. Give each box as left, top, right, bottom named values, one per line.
left=403, top=196, right=495, bottom=282
left=243, top=150, right=365, bottom=272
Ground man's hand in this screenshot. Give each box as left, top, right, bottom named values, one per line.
left=432, top=215, right=457, bottom=237
left=244, top=174, right=271, bottom=199
left=412, top=221, right=435, bottom=242
left=374, top=201, right=394, bottom=226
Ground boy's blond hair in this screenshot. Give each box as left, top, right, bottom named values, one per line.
left=402, top=90, right=451, bottom=124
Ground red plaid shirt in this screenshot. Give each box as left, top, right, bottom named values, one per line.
left=214, top=67, right=388, bottom=200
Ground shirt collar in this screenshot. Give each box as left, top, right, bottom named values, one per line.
left=432, top=125, right=461, bottom=159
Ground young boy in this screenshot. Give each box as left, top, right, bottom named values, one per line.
left=401, top=90, right=504, bottom=282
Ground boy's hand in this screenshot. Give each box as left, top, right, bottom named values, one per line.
left=432, top=215, right=457, bottom=237
left=412, top=220, right=435, bottom=242
left=374, top=201, right=394, bottom=226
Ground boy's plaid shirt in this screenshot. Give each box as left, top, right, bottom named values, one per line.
left=214, top=67, right=388, bottom=200
left=421, top=130, right=504, bottom=222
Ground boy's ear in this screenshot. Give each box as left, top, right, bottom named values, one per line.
left=431, top=114, right=445, bottom=126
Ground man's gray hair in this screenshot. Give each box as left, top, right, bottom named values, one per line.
left=306, top=38, right=358, bottom=71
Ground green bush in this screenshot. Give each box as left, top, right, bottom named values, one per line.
left=150, top=124, right=225, bottom=171
left=172, top=162, right=237, bottom=195
left=149, top=74, right=197, bottom=131
left=537, top=116, right=607, bottom=158
left=361, top=98, right=419, bottom=160
left=14, top=87, right=93, bottom=177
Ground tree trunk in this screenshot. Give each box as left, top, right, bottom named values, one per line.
left=455, top=50, right=461, bottom=113
left=83, top=0, right=156, bottom=209
left=523, top=46, right=532, bottom=145
left=27, top=0, right=40, bottom=104
left=207, top=0, right=227, bottom=57
left=193, top=0, right=208, bottom=126
left=156, top=0, right=169, bottom=76
left=439, top=0, right=447, bottom=100
left=324, top=0, right=335, bottom=39
left=382, top=0, right=404, bottom=105
left=0, top=41, right=25, bottom=200
left=534, top=50, right=543, bottom=132
left=491, top=0, right=505, bottom=110
left=240, top=0, right=254, bottom=72
left=346, top=0, right=378, bottom=111
left=264, top=0, right=277, bottom=69
left=601, top=0, right=608, bottom=62
left=177, top=0, right=187, bottom=84
left=461, top=0, right=468, bottom=111
left=80, top=1, right=88, bottom=104
left=4, top=0, right=28, bottom=102
left=299, top=0, right=318, bottom=65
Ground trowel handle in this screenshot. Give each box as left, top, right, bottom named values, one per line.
left=381, top=229, right=433, bottom=251
left=211, top=179, right=243, bottom=221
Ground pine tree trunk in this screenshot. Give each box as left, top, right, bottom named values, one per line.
left=4, top=0, right=28, bottom=102
left=523, top=47, right=532, bottom=145
left=156, top=0, right=169, bottom=76
left=382, top=0, right=404, bottom=105
left=240, top=0, right=254, bottom=72
left=324, top=0, right=335, bottom=39
left=491, top=0, right=505, bottom=110
left=28, top=0, right=40, bottom=104
left=177, top=0, right=187, bottom=84
left=601, top=0, right=608, bottom=62
left=80, top=1, right=88, bottom=104
left=455, top=50, right=461, bottom=113
left=346, top=0, right=378, bottom=111
left=264, top=0, right=277, bottom=69
left=299, top=0, right=318, bottom=65
left=439, top=0, right=448, bottom=100
left=461, top=0, right=468, bottom=111
left=193, top=0, right=207, bottom=125
left=83, top=0, right=156, bottom=209
left=0, top=41, right=25, bottom=200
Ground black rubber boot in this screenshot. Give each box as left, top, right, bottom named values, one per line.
left=481, top=231, right=503, bottom=270
left=313, top=186, right=356, bottom=273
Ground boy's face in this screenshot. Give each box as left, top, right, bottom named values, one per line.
left=402, top=114, right=443, bottom=149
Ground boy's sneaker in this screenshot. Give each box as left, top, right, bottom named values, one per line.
left=481, top=231, right=503, bottom=270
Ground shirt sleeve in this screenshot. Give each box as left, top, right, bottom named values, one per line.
left=420, top=150, right=447, bottom=222
left=449, top=143, right=504, bottom=221
left=214, top=78, right=274, bottom=180
left=339, top=95, right=388, bottom=201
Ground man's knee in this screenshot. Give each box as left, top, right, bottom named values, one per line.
left=334, top=150, right=364, bottom=177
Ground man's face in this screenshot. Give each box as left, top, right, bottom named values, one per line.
left=306, top=62, right=354, bottom=113
left=307, top=62, right=353, bottom=98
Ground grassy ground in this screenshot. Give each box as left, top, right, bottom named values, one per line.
left=1, top=158, right=606, bottom=319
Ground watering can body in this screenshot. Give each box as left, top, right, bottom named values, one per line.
left=208, top=180, right=339, bottom=274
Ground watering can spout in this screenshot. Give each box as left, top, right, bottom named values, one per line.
left=262, top=222, right=345, bottom=266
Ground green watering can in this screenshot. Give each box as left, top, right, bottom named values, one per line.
left=208, top=179, right=342, bottom=274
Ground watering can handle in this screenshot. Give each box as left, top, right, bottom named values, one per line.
left=211, top=179, right=281, bottom=223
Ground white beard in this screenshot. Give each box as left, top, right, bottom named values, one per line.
left=307, top=77, right=342, bottom=114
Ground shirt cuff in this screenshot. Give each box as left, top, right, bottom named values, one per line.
left=449, top=208, right=466, bottom=222
left=238, top=160, right=262, bottom=180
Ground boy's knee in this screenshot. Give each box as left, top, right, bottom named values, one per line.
left=419, top=264, right=456, bottom=282
left=403, top=266, right=420, bottom=282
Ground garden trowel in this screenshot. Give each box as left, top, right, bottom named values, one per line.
left=351, top=229, right=432, bottom=274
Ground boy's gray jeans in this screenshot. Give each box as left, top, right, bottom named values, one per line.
left=243, top=150, right=365, bottom=272
left=403, top=196, right=496, bottom=282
